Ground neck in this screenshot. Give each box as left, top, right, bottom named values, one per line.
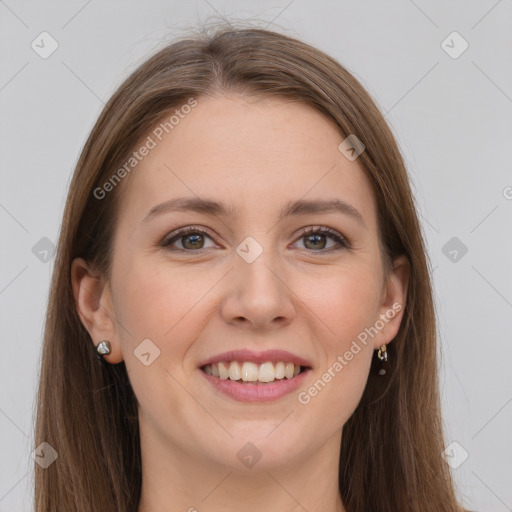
left=136, top=424, right=346, bottom=512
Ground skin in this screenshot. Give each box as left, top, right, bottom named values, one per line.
left=72, top=93, right=409, bottom=512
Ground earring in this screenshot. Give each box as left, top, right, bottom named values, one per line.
left=96, top=340, right=111, bottom=361
left=377, top=344, right=387, bottom=375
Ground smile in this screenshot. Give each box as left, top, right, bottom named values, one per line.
left=201, top=360, right=307, bottom=383
left=200, top=361, right=312, bottom=402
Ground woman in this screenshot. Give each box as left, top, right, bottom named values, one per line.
left=34, top=24, right=470, bottom=511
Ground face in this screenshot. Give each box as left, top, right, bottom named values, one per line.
left=73, top=93, right=408, bottom=473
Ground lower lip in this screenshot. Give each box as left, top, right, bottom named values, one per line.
left=200, top=369, right=311, bottom=402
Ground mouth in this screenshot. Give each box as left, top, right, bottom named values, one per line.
left=200, top=360, right=310, bottom=384
left=198, top=349, right=312, bottom=402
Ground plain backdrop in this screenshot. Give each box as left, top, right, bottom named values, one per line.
left=1, top=1, right=511, bottom=510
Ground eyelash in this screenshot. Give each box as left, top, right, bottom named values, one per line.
left=160, top=225, right=350, bottom=254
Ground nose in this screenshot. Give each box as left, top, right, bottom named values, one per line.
left=220, top=248, right=295, bottom=330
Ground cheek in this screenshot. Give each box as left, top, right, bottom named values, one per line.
left=303, top=346, right=373, bottom=436
left=110, top=259, right=203, bottom=418
left=299, top=289, right=376, bottom=433
left=298, top=260, right=383, bottom=345
left=294, top=263, right=380, bottom=423
left=113, top=256, right=203, bottom=338
left=111, top=255, right=221, bottom=379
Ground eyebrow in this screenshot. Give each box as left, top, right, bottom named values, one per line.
left=142, top=196, right=366, bottom=228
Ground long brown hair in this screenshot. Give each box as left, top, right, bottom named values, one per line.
left=34, top=23, right=468, bottom=511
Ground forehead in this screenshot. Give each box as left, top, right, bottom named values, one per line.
left=116, top=94, right=378, bottom=230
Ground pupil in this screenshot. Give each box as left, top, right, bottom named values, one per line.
left=184, top=234, right=203, bottom=249
left=306, top=234, right=325, bottom=250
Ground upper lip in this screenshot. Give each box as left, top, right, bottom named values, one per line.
left=198, top=349, right=312, bottom=368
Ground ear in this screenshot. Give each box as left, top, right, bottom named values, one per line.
left=71, top=257, right=124, bottom=364
left=374, top=254, right=410, bottom=350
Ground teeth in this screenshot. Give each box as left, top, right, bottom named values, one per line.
left=275, top=362, right=285, bottom=379
left=228, top=361, right=241, bottom=381
left=242, top=362, right=259, bottom=382
left=203, top=361, right=305, bottom=383
left=258, top=362, right=275, bottom=382
left=218, top=361, right=229, bottom=380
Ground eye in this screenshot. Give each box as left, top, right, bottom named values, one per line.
left=160, top=226, right=217, bottom=252
left=160, top=225, right=350, bottom=254
left=292, top=226, right=350, bottom=253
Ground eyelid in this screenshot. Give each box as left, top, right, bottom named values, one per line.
left=292, top=225, right=351, bottom=251
left=160, top=224, right=351, bottom=253
left=160, top=225, right=217, bottom=249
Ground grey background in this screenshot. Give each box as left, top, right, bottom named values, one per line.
left=1, top=1, right=511, bottom=510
